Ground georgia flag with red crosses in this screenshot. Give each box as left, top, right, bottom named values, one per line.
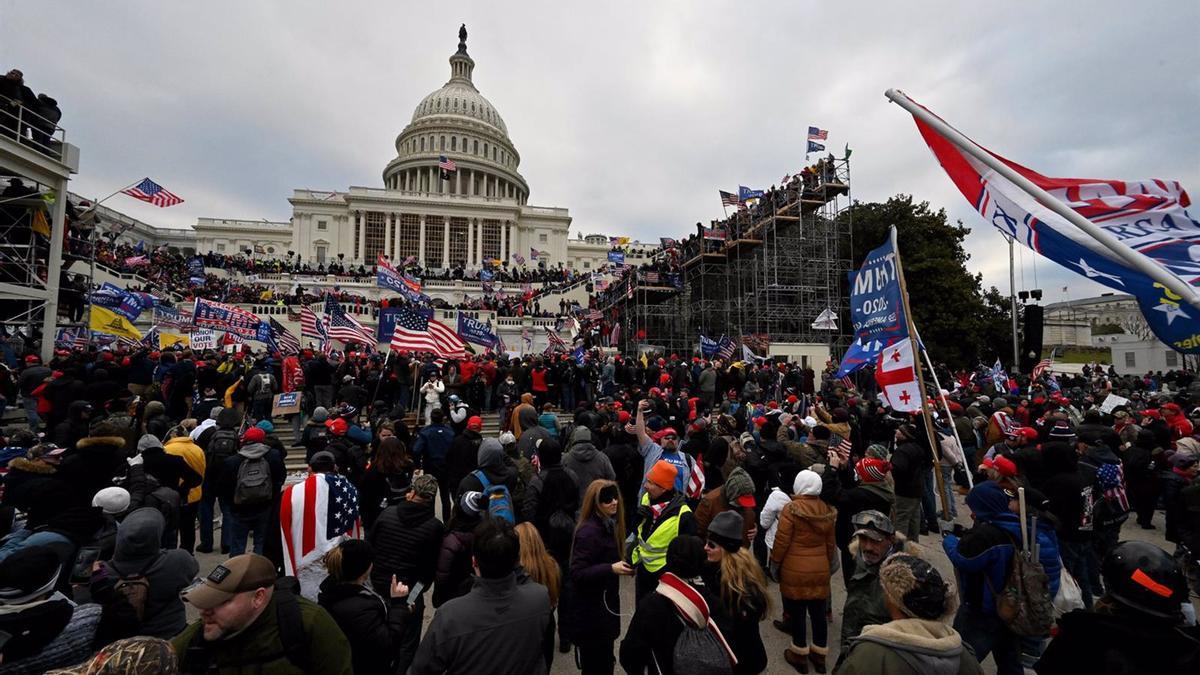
left=876, top=338, right=922, bottom=412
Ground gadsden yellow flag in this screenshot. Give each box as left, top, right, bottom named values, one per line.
left=89, top=306, right=142, bottom=341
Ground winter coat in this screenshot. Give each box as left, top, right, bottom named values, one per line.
left=840, top=534, right=922, bottom=651
left=516, top=406, right=551, bottom=459
left=367, top=498, right=444, bottom=595
left=694, top=487, right=755, bottom=545
left=458, top=441, right=521, bottom=498
left=825, top=476, right=895, bottom=549
left=760, top=487, right=791, bottom=551
left=172, top=589, right=353, bottom=675
left=770, top=494, right=836, bottom=600
left=563, top=514, right=622, bottom=642
left=562, top=427, right=616, bottom=501
left=91, top=507, right=199, bottom=642
left=356, top=464, right=412, bottom=530
left=837, top=618, right=984, bottom=675
left=217, top=443, right=285, bottom=518
left=445, top=429, right=483, bottom=495
left=317, top=577, right=411, bottom=675
left=1033, top=607, right=1200, bottom=675
left=162, top=436, right=206, bottom=504
left=1040, top=442, right=1092, bottom=543
left=434, top=527, right=476, bottom=608
left=618, top=575, right=730, bottom=675
left=0, top=600, right=102, bottom=675
left=413, top=423, right=453, bottom=474
left=523, top=463, right=579, bottom=566
left=410, top=573, right=552, bottom=675
left=890, top=439, right=929, bottom=499
left=705, top=563, right=768, bottom=675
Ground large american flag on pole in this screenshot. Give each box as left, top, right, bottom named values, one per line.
left=298, top=306, right=324, bottom=339
left=280, top=473, right=362, bottom=578
left=269, top=318, right=301, bottom=355
left=121, top=177, right=184, bottom=208
left=544, top=326, right=568, bottom=352
left=390, top=307, right=467, bottom=358
left=1032, top=357, right=1053, bottom=379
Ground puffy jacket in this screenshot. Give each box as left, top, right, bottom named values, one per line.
left=367, top=498, right=444, bottom=595
left=434, top=528, right=475, bottom=608
left=445, top=429, right=483, bottom=495
left=825, top=475, right=895, bottom=549
left=163, top=436, right=206, bottom=504
left=317, top=577, right=411, bottom=675
left=770, top=494, right=836, bottom=600
left=840, top=534, right=922, bottom=651
left=217, top=443, right=285, bottom=517
left=890, top=439, right=929, bottom=499
left=562, top=427, right=616, bottom=501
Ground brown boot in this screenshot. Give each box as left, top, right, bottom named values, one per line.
left=784, top=645, right=810, bottom=673
left=810, top=645, right=828, bottom=674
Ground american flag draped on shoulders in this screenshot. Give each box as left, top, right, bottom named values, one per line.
left=281, top=473, right=362, bottom=582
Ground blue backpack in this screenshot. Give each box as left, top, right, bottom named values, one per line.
left=473, top=470, right=515, bottom=523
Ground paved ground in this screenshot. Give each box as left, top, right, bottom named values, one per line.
left=188, top=490, right=1194, bottom=674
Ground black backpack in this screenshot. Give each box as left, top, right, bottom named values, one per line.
left=207, top=429, right=239, bottom=466
left=181, top=576, right=309, bottom=674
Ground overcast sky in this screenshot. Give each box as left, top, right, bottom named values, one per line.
left=4, top=1, right=1197, bottom=303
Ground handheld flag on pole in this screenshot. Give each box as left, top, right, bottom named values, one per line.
left=121, top=178, right=184, bottom=208
left=807, top=126, right=829, bottom=141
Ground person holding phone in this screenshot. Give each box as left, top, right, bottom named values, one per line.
left=563, top=479, right=634, bottom=674
left=318, top=539, right=413, bottom=675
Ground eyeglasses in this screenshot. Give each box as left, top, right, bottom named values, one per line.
left=703, top=539, right=719, bottom=549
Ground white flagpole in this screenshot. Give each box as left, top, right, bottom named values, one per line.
left=884, top=89, right=1200, bottom=310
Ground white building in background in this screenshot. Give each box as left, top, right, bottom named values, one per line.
left=184, top=26, right=651, bottom=274
left=1092, top=333, right=1186, bottom=374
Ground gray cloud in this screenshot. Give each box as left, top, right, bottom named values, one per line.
left=3, top=1, right=1196, bottom=303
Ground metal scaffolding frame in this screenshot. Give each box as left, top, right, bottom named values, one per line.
left=607, top=157, right=853, bottom=356
left=0, top=102, right=79, bottom=361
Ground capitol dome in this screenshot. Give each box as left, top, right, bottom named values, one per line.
left=383, top=25, right=529, bottom=204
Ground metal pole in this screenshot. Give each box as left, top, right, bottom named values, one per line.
left=884, top=88, right=1200, bottom=310
left=1009, top=234, right=1020, bottom=371
left=917, top=336, right=974, bottom=489
left=891, top=226, right=952, bottom=520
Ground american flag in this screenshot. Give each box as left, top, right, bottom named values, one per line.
left=609, top=321, right=621, bottom=346
left=644, top=271, right=660, bottom=284
left=269, top=318, right=301, bottom=355
left=73, top=329, right=90, bottom=350
left=544, top=326, right=567, bottom=352
left=719, top=190, right=739, bottom=207
left=327, top=304, right=376, bottom=346
left=716, top=336, right=736, bottom=361
left=832, top=434, right=853, bottom=464
left=390, top=308, right=467, bottom=359
left=840, top=375, right=854, bottom=390
left=281, top=473, right=362, bottom=578
left=298, top=306, right=325, bottom=340
left=121, top=177, right=184, bottom=208
left=1032, top=358, right=1053, bottom=379
left=438, top=155, right=457, bottom=172
left=587, top=309, right=602, bottom=321
left=807, top=126, right=828, bottom=141
left=686, top=453, right=705, bottom=500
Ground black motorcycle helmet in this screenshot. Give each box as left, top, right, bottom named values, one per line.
left=1102, top=541, right=1188, bottom=620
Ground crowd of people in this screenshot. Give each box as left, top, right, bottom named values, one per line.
left=0, top=68, right=61, bottom=151
left=0, top=337, right=1197, bottom=674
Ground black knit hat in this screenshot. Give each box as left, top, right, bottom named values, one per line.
left=336, top=539, right=374, bottom=582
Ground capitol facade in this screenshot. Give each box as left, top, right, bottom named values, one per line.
left=182, top=26, right=647, bottom=274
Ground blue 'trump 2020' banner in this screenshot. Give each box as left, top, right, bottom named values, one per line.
left=837, top=228, right=909, bottom=377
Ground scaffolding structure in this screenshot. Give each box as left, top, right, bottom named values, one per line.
left=0, top=102, right=79, bottom=361
left=604, top=156, right=852, bottom=358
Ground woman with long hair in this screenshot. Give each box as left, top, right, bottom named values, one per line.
left=357, top=436, right=413, bottom=528
left=515, top=522, right=562, bottom=671
left=564, top=480, right=635, bottom=674
left=704, top=510, right=770, bottom=674
left=317, top=539, right=411, bottom=675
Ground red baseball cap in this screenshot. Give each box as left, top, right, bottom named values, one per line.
left=467, top=416, right=483, bottom=431
left=652, top=428, right=678, bottom=442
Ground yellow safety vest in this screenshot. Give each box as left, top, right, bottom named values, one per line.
left=632, top=494, right=691, bottom=573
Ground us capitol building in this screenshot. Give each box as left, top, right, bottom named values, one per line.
left=141, top=26, right=652, bottom=275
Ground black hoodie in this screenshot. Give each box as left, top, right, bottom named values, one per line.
left=317, top=577, right=411, bottom=675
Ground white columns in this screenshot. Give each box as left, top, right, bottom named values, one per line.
left=500, top=220, right=508, bottom=263
left=418, top=215, right=427, bottom=267
left=441, top=217, right=450, bottom=269
left=455, top=170, right=462, bottom=196
left=356, top=211, right=365, bottom=264
left=386, top=213, right=395, bottom=260
left=466, top=218, right=475, bottom=268
left=475, top=219, right=484, bottom=265
left=508, top=223, right=517, bottom=261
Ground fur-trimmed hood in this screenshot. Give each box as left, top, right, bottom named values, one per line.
left=848, top=531, right=921, bottom=559
left=75, top=435, right=126, bottom=451
left=7, top=456, right=57, bottom=475
left=849, top=618, right=967, bottom=675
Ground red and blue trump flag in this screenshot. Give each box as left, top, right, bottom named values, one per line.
left=902, top=95, right=1200, bottom=353
left=836, top=228, right=909, bottom=377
